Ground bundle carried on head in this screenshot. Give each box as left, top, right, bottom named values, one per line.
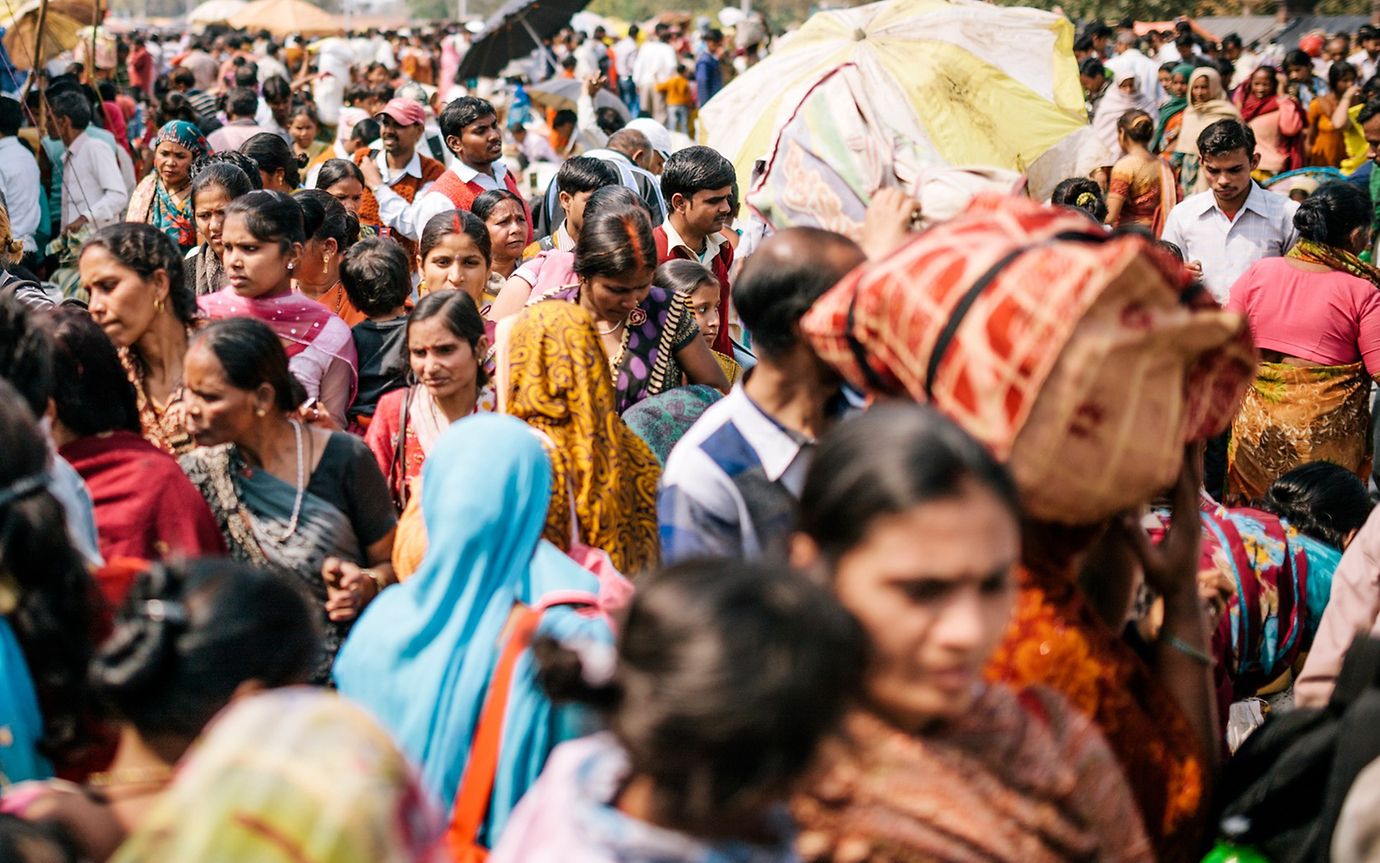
left=801, top=195, right=1257, bottom=524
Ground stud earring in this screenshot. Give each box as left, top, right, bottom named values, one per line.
left=256, top=409, right=266, bottom=417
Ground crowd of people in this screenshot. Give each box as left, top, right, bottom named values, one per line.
left=5, top=11, right=1380, bottom=863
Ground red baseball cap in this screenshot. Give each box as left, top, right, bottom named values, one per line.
left=376, top=98, right=426, bottom=127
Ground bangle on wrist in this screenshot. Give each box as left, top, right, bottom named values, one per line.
left=1165, top=635, right=1213, bottom=666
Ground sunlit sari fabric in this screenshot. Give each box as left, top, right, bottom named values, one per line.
left=504, top=302, right=661, bottom=576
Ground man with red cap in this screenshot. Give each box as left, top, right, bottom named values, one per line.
left=361, top=95, right=532, bottom=248
left=356, top=97, right=445, bottom=268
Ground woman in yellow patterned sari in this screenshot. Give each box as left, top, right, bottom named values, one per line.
left=503, top=300, right=661, bottom=576
left=1226, top=183, right=1380, bottom=503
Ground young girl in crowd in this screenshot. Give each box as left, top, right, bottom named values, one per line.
left=1, top=559, right=318, bottom=862
left=491, top=558, right=863, bottom=862
left=314, top=159, right=368, bottom=220
left=790, top=404, right=1154, bottom=862
left=197, top=190, right=358, bottom=427
left=186, top=158, right=258, bottom=297
left=417, top=209, right=494, bottom=309
left=652, top=258, right=743, bottom=386
left=366, top=289, right=493, bottom=514
left=341, top=237, right=412, bottom=430
left=288, top=103, right=328, bottom=165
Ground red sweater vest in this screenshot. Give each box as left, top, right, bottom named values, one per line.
left=654, top=225, right=735, bottom=356
left=354, top=150, right=446, bottom=268
left=432, top=168, right=534, bottom=245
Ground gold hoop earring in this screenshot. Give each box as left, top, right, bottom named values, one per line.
left=154, top=296, right=165, bottom=314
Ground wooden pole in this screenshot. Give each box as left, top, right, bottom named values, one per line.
left=89, top=0, right=101, bottom=83
left=19, top=0, right=50, bottom=117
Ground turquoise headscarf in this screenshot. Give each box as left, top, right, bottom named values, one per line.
left=333, top=414, right=611, bottom=846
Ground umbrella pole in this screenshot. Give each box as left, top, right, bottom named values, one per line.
left=19, top=0, right=50, bottom=109
left=518, top=14, right=559, bottom=77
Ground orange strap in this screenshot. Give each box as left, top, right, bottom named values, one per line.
left=445, top=605, right=544, bottom=860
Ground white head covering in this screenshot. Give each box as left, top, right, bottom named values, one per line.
left=623, top=118, right=673, bottom=161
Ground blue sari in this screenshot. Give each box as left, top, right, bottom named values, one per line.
left=333, top=414, right=612, bottom=847
left=0, top=617, right=50, bottom=785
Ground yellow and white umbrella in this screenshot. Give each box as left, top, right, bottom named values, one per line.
left=697, top=0, right=1092, bottom=234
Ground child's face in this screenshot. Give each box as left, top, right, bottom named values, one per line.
left=685, top=281, right=721, bottom=347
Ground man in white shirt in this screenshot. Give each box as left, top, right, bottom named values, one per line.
left=364, top=96, right=528, bottom=243
left=0, top=97, right=41, bottom=257
left=354, top=98, right=445, bottom=247
left=1349, top=26, right=1380, bottom=83
left=49, top=92, right=127, bottom=235
left=632, top=24, right=678, bottom=124
left=1160, top=118, right=1299, bottom=305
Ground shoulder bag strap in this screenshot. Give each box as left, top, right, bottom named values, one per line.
left=392, top=388, right=412, bottom=510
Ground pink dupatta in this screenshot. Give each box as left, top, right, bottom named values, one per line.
left=197, top=287, right=359, bottom=400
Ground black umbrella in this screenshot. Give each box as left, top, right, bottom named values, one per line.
left=455, top=0, right=591, bottom=81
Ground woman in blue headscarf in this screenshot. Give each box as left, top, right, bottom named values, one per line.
left=126, top=121, right=210, bottom=253
left=333, top=413, right=614, bottom=857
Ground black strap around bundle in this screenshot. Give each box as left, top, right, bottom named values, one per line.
left=921, top=231, right=1111, bottom=400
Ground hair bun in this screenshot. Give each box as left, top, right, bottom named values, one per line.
left=89, top=566, right=188, bottom=700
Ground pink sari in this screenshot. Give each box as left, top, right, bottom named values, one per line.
left=198, top=288, right=359, bottom=404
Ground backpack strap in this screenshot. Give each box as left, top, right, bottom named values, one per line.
left=1328, top=635, right=1380, bottom=714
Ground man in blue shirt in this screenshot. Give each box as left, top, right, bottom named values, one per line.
left=695, top=30, right=725, bottom=106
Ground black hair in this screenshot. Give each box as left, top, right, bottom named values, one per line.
left=471, top=189, right=528, bottom=225
left=573, top=186, right=657, bottom=281
left=191, top=317, right=300, bottom=412
left=232, top=64, right=259, bottom=89
left=406, top=290, right=488, bottom=386
left=0, top=96, right=22, bottom=137
left=1284, top=49, right=1312, bottom=69
left=798, top=403, right=1021, bottom=563
left=420, top=209, right=491, bottom=266
left=192, top=150, right=262, bottom=193
left=155, top=90, right=200, bottom=127
left=49, top=91, right=92, bottom=129
left=1074, top=34, right=1095, bottom=54
left=1118, top=108, right=1155, bottom=144
left=90, top=559, right=318, bottom=741
left=1158, top=239, right=1186, bottom=261
left=556, top=155, right=620, bottom=197
left=341, top=237, right=411, bottom=316
left=1079, top=57, right=1106, bottom=79
left=290, top=101, right=321, bottom=128
left=0, top=814, right=79, bottom=863
left=0, top=292, right=55, bottom=416
left=225, top=87, right=258, bottom=120
left=1333, top=60, right=1360, bottom=93
left=654, top=258, right=717, bottom=298
left=261, top=75, right=291, bottom=103
left=224, top=189, right=306, bottom=251
left=660, top=145, right=736, bottom=204
left=1051, top=177, right=1108, bottom=223
left=349, top=117, right=381, bottom=147
left=1258, top=462, right=1373, bottom=549
left=170, top=66, right=195, bottom=89
left=241, top=131, right=303, bottom=188
left=295, top=188, right=359, bottom=254
left=552, top=108, right=577, bottom=129
left=0, top=378, right=96, bottom=766
left=315, top=158, right=366, bottom=191
left=1222, top=33, right=1243, bottom=49
left=1293, top=181, right=1370, bottom=246
left=439, top=95, right=497, bottom=140
left=82, top=223, right=194, bottom=324
left=44, top=306, right=139, bottom=437
left=1197, top=118, right=1256, bottom=160
left=535, top=558, right=864, bottom=832
left=1360, top=97, right=1380, bottom=126
left=733, top=227, right=864, bottom=358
